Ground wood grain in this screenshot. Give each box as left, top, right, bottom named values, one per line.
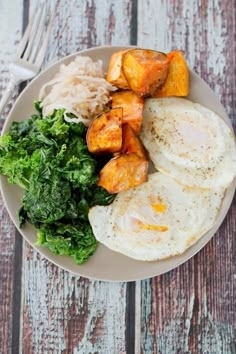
left=0, top=1, right=24, bottom=124
left=20, top=0, right=133, bottom=353
left=137, top=0, right=236, bottom=353
left=0, top=0, right=236, bottom=353
left=21, top=247, right=127, bottom=353
left=0, top=1, right=23, bottom=353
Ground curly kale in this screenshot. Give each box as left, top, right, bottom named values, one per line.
left=0, top=102, right=115, bottom=264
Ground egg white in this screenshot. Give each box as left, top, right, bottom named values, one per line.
left=141, top=97, right=236, bottom=189
left=88, top=173, right=224, bottom=261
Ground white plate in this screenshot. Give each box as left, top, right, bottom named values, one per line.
left=0, top=46, right=235, bottom=281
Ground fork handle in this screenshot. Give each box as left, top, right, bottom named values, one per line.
left=0, top=75, right=22, bottom=115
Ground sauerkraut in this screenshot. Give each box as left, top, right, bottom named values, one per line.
left=39, top=56, right=117, bottom=125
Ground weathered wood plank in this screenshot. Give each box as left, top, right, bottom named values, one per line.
left=0, top=1, right=24, bottom=353
left=137, top=0, right=236, bottom=353
left=42, top=0, right=133, bottom=65
left=21, top=0, right=133, bottom=352
left=0, top=1, right=24, bottom=124
left=2, top=1, right=235, bottom=353
left=22, top=247, right=127, bottom=353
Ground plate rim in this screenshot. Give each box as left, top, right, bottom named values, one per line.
left=0, top=45, right=235, bottom=282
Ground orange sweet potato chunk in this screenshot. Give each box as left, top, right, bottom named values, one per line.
left=97, top=153, right=148, bottom=194
left=86, top=108, right=122, bottom=154
left=120, top=123, right=147, bottom=159
left=152, top=50, right=189, bottom=97
left=106, top=50, right=130, bottom=89
left=123, top=49, right=169, bottom=97
left=111, top=90, right=144, bottom=135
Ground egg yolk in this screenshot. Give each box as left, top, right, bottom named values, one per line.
left=142, top=224, right=168, bottom=232
left=136, top=220, right=168, bottom=232
left=151, top=203, right=166, bottom=213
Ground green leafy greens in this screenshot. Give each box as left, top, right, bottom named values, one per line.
left=0, top=102, right=115, bottom=264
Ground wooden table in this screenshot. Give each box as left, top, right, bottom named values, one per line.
left=0, top=1, right=235, bottom=353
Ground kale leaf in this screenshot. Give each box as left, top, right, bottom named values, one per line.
left=22, top=172, right=71, bottom=225
left=0, top=102, right=115, bottom=264
left=36, top=222, right=97, bottom=264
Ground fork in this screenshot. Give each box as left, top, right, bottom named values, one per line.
left=0, top=3, right=53, bottom=114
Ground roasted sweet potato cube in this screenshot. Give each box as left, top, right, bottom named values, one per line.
left=112, top=90, right=144, bottom=135
left=123, top=49, right=169, bottom=97
left=106, top=50, right=130, bottom=89
left=97, top=153, right=148, bottom=193
left=152, top=50, right=189, bottom=97
left=121, top=124, right=147, bottom=159
left=86, top=108, right=122, bottom=154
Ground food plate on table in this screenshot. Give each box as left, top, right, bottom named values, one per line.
left=0, top=45, right=235, bottom=281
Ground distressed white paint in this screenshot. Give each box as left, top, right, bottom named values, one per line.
left=139, top=0, right=235, bottom=121
left=184, top=292, right=195, bottom=352
left=0, top=0, right=23, bottom=72
left=138, top=0, right=172, bottom=53
left=29, top=0, right=132, bottom=68
left=21, top=252, right=67, bottom=352
left=138, top=0, right=227, bottom=100
left=0, top=0, right=235, bottom=353
left=0, top=0, right=23, bottom=118
left=95, top=0, right=131, bottom=46
left=0, top=1, right=23, bottom=353
left=22, top=247, right=127, bottom=352
left=135, top=280, right=141, bottom=354
left=140, top=279, right=154, bottom=353
left=197, top=292, right=235, bottom=354
left=73, top=281, right=126, bottom=353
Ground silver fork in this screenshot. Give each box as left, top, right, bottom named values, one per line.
left=0, top=3, right=54, bottom=113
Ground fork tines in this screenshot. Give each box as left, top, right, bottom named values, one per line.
left=16, top=2, right=54, bottom=67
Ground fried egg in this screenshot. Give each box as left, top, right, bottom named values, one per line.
left=88, top=173, right=224, bottom=261
left=141, top=98, right=236, bottom=189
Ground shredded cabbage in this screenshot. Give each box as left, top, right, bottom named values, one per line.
left=39, top=56, right=117, bottom=125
